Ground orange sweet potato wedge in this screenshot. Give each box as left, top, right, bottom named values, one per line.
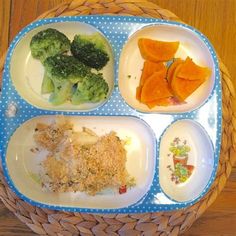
left=146, top=97, right=183, bottom=108
left=140, top=61, right=166, bottom=86
left=169, top=63, right=183, bottom=93
left=167, top=58, right=184, bottom=84
left=136, top=85, right=142, bottom=101
left=146, top=97, right=172, bottom=108
left=171, top=76, right=205, bottom=101
left=136, top=61, right=167, bottom=102
left=177, top=57, right=211, bottom=80
left=138, top=38, right=180, bottom=62
left=141, top=71, right=173, bottom=103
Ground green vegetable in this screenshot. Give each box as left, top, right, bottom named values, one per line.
left=30, top=28, right=70, bottom=62
left=43, top=55, right=90, bottom=105
left=50, top=80, right=72, bottom=105
left=72, top=73, right=109, bottom=104
left=71, top=33, right=109, bottom=70
left=41, top=72, right=54, bottom=94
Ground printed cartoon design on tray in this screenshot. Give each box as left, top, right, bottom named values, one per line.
left=167, top=137, right=194, bottom=184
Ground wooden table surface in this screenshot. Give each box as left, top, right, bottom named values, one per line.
left=0, top=0, right=236, bottom=235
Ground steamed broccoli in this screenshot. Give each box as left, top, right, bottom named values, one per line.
left=30, top=28, right=70, bottom=62
left=71, top=33, right=109, bottom=70
left=41, top=73, right=54, bottom=94
left=72, top=73, right=109, bottom=104
left=43, top=55, right=90, bottom=105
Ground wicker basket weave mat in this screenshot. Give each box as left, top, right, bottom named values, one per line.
left=0, top=0, right=236, bottom=235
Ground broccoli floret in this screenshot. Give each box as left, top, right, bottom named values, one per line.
left=71, top=33, right=109, bottom=70
left=49, top=80, right=72, bottom=105
left=30, top=28, right=70, bottom=62
left=72, top=73, right=109, bottom=104
left=41, top=72, right=54, bottom=94
left=43, top=55, right=90, bottom=105
left=44, top=54, right=90, bottom=83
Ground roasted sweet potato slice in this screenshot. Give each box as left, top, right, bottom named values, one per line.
left=171, top=76, right=205, bottom=101
left=141, top=71, right=173, bottom=103
left=167, top=58, right=184, bottom=83
left=169, top=63, right=183, bottom=93
left=136, top=86, right=142, bottom=101
left=136, top=61, right=167, bottom=102
left=146, top=97, right=172, bottom=108
left=140, top=61, right=166, bottom=86
left=177, top=57, right=211, bottom=80
left=138, top=38, right=179, bottom=62
left=146, top=97, right=183, bottom=108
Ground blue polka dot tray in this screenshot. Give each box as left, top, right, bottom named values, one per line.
left=0, top=16, right=221, bottom=214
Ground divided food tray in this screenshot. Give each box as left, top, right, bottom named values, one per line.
left=0, top=16, right=221, bottom=213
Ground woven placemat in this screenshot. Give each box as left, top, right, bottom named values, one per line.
left=0, top=0, right=235, bottom=235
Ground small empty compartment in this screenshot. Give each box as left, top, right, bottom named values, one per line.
left=6, top=115, right=155, bottom=209
left=159, top=119, right=214, bottom=202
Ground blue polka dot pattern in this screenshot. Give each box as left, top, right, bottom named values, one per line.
left=0, top=16, right=221, bottom=214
